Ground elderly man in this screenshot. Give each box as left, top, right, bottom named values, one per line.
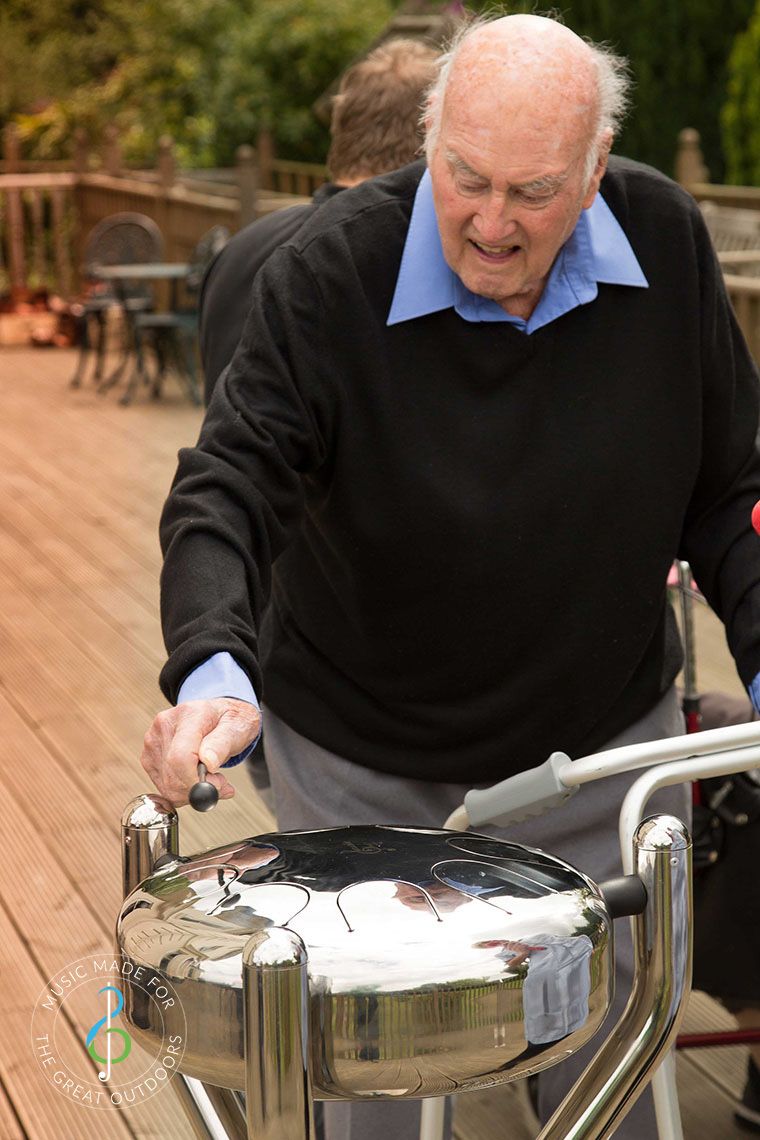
left=144, top=14, right=760, bottom=1139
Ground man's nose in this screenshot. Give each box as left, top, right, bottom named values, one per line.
left=473, top=194, right=517, bottom=242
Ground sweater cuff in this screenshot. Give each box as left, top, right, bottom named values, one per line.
left=748, top=672, right=760, bottom=717
left=177, top=652, right=261, bottom=767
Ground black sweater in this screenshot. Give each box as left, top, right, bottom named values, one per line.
left=160, top=158, right=760, bottom=783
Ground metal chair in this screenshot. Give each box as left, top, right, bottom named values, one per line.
left=126, top=225, right=230, bottom=406
left=69, top=212, right=164, bottom=390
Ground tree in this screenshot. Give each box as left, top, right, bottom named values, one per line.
left=11, top=0, right=239, bottom=166
left=209, top=0, right=392, bottom=166
left=0, top=0, right=125, bottom=125
left=556, top=0, right=756, bottom=181
left=721, top=0, right=760, bottom=185
left=5, top=0, right=392, bottom=168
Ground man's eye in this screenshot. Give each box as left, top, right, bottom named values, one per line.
left=456, top=178, right=487, bottom=195
left=515, top=189, right=554, bottom=207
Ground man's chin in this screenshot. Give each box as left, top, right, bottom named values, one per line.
left=459, top=262, right=542, bottom=317
left=461, top=273, right=520, bottom=307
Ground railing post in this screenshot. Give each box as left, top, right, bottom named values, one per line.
left=50, top=189, right=72, bottom=298
left=70, top=129, right=89, bottom=296
left=156, top=134, right=176, bottom=272
left=3, top=123, right=27, bottom=299
left=236, top=144, right=258, bottom=227
left=102, top=124, right=123, bottom=177
left=73, top=127, right=89, bottom=175
left=257, top=125, right=275, bottom=192
left=3, top=122, right=20, bottom=173
left=675, top=128, right=709, bottom=188
left=29, top=189, right=46, bottom=286
left=157, top=134, right=176, bottom=191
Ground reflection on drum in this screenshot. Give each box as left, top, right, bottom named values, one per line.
left=117, top=825, right=612, bottom=1098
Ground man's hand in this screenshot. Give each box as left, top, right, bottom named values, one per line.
left=140, top=698, right=262, bottom=807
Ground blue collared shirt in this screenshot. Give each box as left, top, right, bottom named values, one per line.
left=387, top=168, right=648, bottom=330
left=179, top=172, right=760, bottom=750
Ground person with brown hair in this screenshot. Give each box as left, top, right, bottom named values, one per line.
left=199, top=37, right=440, bottom=401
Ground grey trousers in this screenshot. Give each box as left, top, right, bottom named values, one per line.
left=260, top=688, right=689, bottom=1140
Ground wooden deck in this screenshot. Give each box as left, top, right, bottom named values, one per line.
left=0, top=345, right=753, bottom=1139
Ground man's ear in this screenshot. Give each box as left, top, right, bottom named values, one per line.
left=582, top=129, right=613, bottom=209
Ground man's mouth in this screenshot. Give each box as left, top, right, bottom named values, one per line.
left=470, top=239, right=521, bottom=262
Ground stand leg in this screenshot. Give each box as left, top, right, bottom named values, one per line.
left=419, top=1096, right=447, bottom=1140
left=537, top=814, right=692, bottom=1140
left=172, top=1076, right=248, bottom=1140
left=93, top=310, right=107, bottom=382
left=243, top=927, right=315, bottom=1140
left=69, top=311, right=91, bottom=388
left=651, top=1052, right=683, bottom=1140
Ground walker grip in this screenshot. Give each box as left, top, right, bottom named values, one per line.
left=464, top=751, right=575, bottom=828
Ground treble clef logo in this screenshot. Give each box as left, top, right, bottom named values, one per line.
left=86, top=986, right=132, bottom=1082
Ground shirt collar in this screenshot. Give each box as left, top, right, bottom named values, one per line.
left=387, top=168, right=648, bottom=331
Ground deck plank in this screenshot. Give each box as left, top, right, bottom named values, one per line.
left=0, top=899, right=136, bottom=1140
left=0, top=1077, right=28, bottom=1140
left=0, top=703, right=198, bottom=1140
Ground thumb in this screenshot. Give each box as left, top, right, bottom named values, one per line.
left=198, top=700, right=261, bottom=770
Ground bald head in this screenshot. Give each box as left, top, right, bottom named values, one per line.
left=425, top=14, right=630, bottom=185
left=450, top=17, right=598, bottom=97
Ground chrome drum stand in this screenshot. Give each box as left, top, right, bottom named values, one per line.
left=118, top=802, right=694, bottom=1140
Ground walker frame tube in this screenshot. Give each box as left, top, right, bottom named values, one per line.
left=536, top=816, right=692, bottom=1140
left=617, top=751, right=760, bottom=1140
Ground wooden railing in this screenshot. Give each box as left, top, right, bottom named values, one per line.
left=0, top=127, right=318, bottom=300
left=265, top=159, right=328, bottom=197
left=0, top=172, right=77, bottom=298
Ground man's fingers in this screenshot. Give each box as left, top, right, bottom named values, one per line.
left=140, top=698, right=260, bottom=807
left=197, top=701, right=261, bottom=771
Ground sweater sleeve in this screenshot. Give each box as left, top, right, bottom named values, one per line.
left=159, top=245, right=333, bottom=703
left=679, top=205, right=760, bottom=687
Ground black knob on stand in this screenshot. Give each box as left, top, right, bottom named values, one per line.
left=189, top=762, right=219, bottom=812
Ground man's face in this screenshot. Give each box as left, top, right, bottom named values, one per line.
left=429, top=99, right=607, bottom=320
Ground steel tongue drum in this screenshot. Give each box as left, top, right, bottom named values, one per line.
left=116, top=822, right=612, bottom=1097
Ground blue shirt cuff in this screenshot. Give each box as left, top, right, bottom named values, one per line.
left=176, top=652, right=261, bottom=767
left=749, top=673, right=760, bottom=716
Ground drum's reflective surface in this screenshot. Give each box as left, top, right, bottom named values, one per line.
left=117, top=826, right=612, bottom=1097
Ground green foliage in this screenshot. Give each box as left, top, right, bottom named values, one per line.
left=4, top=0, right=391, bottom=168
left=12, top=0, right=239, bottom=167
left=0, top=0, right=124, bottom=123
left=721, top=2, right=760, bottom=185
left=211, top=0, right=393, bottom=165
